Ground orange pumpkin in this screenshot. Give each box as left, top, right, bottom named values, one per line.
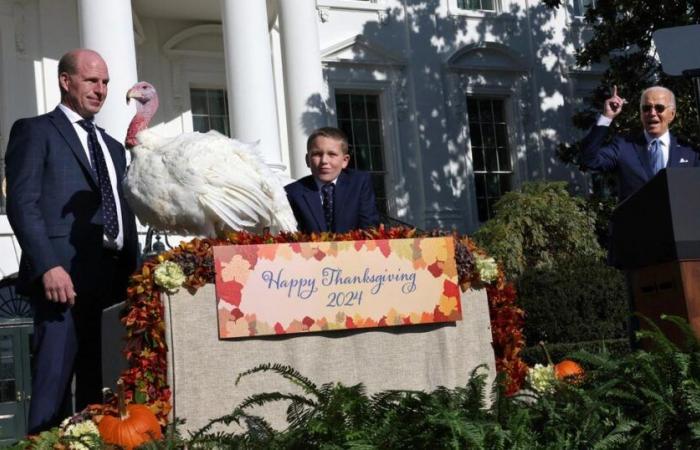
left=554, top=360, right=584, bottom=382
left=98, top=380, right=162, bottom=450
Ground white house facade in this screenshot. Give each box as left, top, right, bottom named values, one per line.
left=0, top=0, right=603, bottom=279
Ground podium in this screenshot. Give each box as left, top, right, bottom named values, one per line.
left=611, top=167, right=700, bottom=343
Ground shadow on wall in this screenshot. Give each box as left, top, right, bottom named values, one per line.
left=296, top=1, right=590, bottom=231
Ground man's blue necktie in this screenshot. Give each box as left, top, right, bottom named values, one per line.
left=649, top=139, right=664, bottom=175
left=321, top=183, right=335, bottom=232
left=78, top=120, right=119, bottom=240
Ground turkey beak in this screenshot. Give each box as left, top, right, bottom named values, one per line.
left=126, top=88, right=142, bottom=104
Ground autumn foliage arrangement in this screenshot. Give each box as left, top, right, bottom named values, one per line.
left=119, top=225, right=526, bottom=422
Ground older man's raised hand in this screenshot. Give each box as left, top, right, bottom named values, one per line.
left=603, top=85, right=627, bottom=119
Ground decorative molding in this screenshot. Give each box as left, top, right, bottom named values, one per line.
left=163, top=24, right=224, bottom=58
left=133, top=11, right=146, bottom=46
left=12, top=2, right=25, bottom=55
left=391, top=77, right=409, bottom=121
left=317, top=6, right=330, bottom=22
left=321, top=34, right=407, bottom=67
left=446, top=42, right=528, bottom=74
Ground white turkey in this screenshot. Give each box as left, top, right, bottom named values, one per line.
left=123, top=81, right=297, bottom=238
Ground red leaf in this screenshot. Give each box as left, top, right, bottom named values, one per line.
left=376, top=240, right=391, bottom=257
left=302, top=316, right=315, bottom=329
left=274, top=322, right=286, bottom=334
left=345, top=316, right=356, bottom=329
left=443, top=279, right=460, bottom=298
left=427, top=260, right=443, bottom=277
left=231, top=308, right=244, bottom=321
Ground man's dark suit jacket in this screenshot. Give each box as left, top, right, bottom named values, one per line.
left=5, top=107, right=138, bottom=296
left=285, top=169, right=380, bottom=233
left=5, top=106, right=139, bottom=431
left=581, top=125, right=700, bottom=200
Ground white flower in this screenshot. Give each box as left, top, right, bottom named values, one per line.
left=528, top=363, right=556, bottom=394
left=61, top=419, right=101, bottom=450
left=154, top=260, right=186, bottom=293
left=475, top=255, right=499, bottom=284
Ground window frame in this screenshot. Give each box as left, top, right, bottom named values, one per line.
left=465, top=96, right=515, bottom=223
left=332, top=89, right=389, bottom=216
left=189, top=87, right=231, bottom=137
left=447, top=0, right=502, bottom=17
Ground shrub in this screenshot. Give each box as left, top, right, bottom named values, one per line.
left=473, top=181, right=604, bottom=280
left=517, top=256, right=629, bottom=347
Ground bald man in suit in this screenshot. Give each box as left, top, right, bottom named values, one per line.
left=5, top=49, right=138, bottom=433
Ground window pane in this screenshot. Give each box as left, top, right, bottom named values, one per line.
left=209, top=90, right=226, bottom=116
left=190, top=88, right=230, bottom=137
left=336, top=94, right=351, bottom=118
left=353, top=120, right=369, bottom=146
left=467, top=98, right=479, bottom=121
left=470, top=126, right=483, bottom=147
left=336, top=91, right=387, bottom=213
left=210, top=116, right=227, bottom=135
left=192, top=116, right=209, bottom=133
left=475, top=173, right=486, bottom=198
left=365, top=96, right=379, bottom=120
left=487, top=174, right=501, bottom=197
left=472, top=147, right=485, bottom=171
left=190, top=90, right=207, bottom=115
left=481, top=0, right=495, bottom=11
left=351, top=95, right=366, bottom=120
left=500, top=174, right=512, bottom=193
left=367, top=121, right=382, bottom=145
left=498, top=146, right=511, bottom=171
left=338, top=119, right=353, bottom=143
left=466, top=97, right=512, bottom=221
left=479, top=100, right=493, bottom=122
left=354, top=145, right=371, bottom=170
left=485, top=148, right=499, bottom=172
left=483, top=124, right=496, bottom=147
left=495, top=124, right=508, bottom=147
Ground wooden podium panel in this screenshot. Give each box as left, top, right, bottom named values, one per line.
left=164, top=285, right=496, bottom=433
left=631, top=261, right=700, bottom=344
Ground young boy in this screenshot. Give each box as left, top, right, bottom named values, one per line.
left=285, top=127, right=380, bottom=233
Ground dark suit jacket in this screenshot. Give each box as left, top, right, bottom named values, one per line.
left=581, top=125, right=700, bottom=200
left=5, top=107, right=138, bottom=297
left=285, top=169, right=380, bottom=233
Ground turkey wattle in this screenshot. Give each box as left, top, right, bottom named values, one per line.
left=124, top=81, right=297, bottom=238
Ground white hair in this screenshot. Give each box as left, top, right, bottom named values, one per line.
left=639, top=86, right=676, bottom=109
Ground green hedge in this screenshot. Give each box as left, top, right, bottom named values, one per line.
left=517, top=256, right=629, bottom=347
left=473, top=181, right=603, bottom=281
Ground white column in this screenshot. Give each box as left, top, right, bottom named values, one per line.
left=220, top=0, right=284, bottom=171
left=77, top=0, right=138, bottom=143
left=278, top=0, right=327, bottom=178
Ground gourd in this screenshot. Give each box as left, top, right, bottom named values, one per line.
left=97, top=379, right=162, bottom=450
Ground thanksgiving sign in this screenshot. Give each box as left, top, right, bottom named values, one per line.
left=213, top=237, right=461, bottom=339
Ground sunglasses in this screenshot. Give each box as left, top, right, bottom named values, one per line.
left=641, top=104, right=671, bottom=114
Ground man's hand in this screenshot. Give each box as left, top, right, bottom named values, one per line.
left=603, top=85, right=627, bottom=119
left=42, top=266, right=76, bottom=306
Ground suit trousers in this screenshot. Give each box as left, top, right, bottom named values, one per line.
left=28, top=248, right=124, bottom=434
